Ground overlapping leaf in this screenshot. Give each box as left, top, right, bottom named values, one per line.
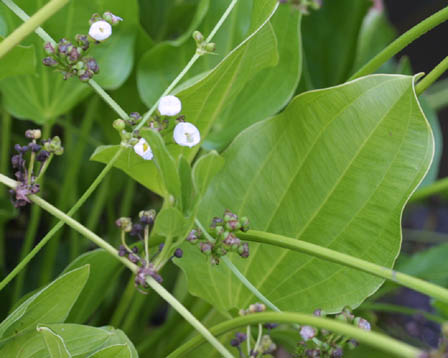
left=177, top=75, right=434, bottom=313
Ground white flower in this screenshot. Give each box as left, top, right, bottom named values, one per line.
left=173, top=122, right=200, bottom=148
left=133, top=138, right=153, bottom=160
left=158, top=95, right=182, bottom=116
left=89, top=20, right=112, bottom=41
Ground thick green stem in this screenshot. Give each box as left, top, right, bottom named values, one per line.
left=239, top=230, right=448, bottom=303
left=137, top=0, right=240, bottom=129
left=350, top=6, right=448, bottom=80
left=0, top=173, right=234, bottom=358
left=0, top=148, right=122, bottom=292
left=415, top=55, right=448, bottom=95
left=0, top=0, right=68, bottom=57
left=167, top=312, right=422, bottom=358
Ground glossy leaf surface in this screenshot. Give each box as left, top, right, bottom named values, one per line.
left=177, top=75, right=434, bottom=313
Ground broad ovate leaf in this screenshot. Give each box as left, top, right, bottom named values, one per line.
left=37, top=326, right=71, bottom=358
left=177, top=75, right=434, bottom=313
left=0, top=265, right=90, bottom=338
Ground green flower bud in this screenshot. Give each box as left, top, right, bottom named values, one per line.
left=113, top=119, right=126, bottom=131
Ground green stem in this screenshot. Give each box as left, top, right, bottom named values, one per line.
left=415, top=55, right=448, bottom=95
left=239, top=230, right=448, bottom=304
left=0, top=173, right=234, bottom=358
left=195, top=218, right=280, bottom=312
left=0, top=0, right=68, bottom=57
left=2, top=0, right=129, bottom=121
left=349, top=6, right=448, bottom=80
left=137, top=0, right=240, bottom=129
left=167, top=312, right=422, bottom=358
left=0, top=148, right=122, bottom=292
left=360, top=302, right=445, bottom=324
left=35, top=154, right=53, bottom=183
left=410, top=177, right=448, bottom=202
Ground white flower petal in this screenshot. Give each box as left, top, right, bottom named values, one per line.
left=89, top=20, right=112, bottom=41
left=173, top=122, right=200, bottom=148
left=158, top=95, right=182, bottom=116
left=134, top=138, right=153, bottom=160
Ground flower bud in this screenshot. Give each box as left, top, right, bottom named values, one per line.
left=75, top=34, right=90, bottom=50
left=354, top=317, right=371, bottom=331
left=224, top=210, right=238, bottom=222
left=68, top=47, right=80, bottom=63
left=159, top=95, right=182, bottom=116
left=116, top=217, right=133, bottom=232
left=58, top=38, right=71, bottom=55
left=238, top=242, right=249, bottom=258
left=89, top=13, right=102, bottom=26
left=313, top=309, right=326, bottom=317
left=225, top=220, right=241, bottom=231
left=129, top=112, right=142, bottom=124
left=347, top=339, right=359, bottom=350
left=11, top=154, right=24, bottom=169
left=174, top=248, right=183, bottom=258
left=210, top=256, right=220, bottom=265
left=25, top=129, right=41, bottom=140
left=84, top=57, right=99, bottom=73
left=79, top=70, right=94, bottom=82
left=240, top=216, right=250, bottom=232
left=44, top=42, right=55, bottom=54
left=193, top=30, right=204, bottom=44
left=204, top=42, right=216, bottom=53
left=29, top=143, right=42, bottom=152
left=42, top=57, right=58, bottom=67
left=139, top=209, right=156, bottom=224
left=103, top=11, right=123, bottom=25
left=300, top=325, right=316, bottom=341
left=186, top=229, right=201, bottom=244
left=249, top=303, right=266, bottom=313
left=200, top=242, right=213, bottom=255
left=113, top=119, right=126, bottom=131
left=330, top=347, right=343, bottom=358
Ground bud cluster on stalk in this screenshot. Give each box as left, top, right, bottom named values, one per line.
left=42, top=11, right=122, bottom=81
left=294, top=307, right=370, bottom=358
left=10, top=129, right=63, bottom=208
left=186, top=210, right=250, bottom=265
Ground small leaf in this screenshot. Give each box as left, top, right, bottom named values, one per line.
left=87, top=344, right=131, bottom=358
left=192, top=151, right=224, bottom=199
left=0, top=265, right=90, bottom=339
left=153, top=207, right=187, bottom=238
left=37, top=326, right=71, bottom=358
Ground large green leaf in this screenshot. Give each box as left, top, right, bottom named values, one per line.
left=301, top=0, right=370, bottom=89
left=177, top=75, right=434, bottom=313
left=37, top=326, right=72, bottom=358
left=0, top=265, right=90, bottom=338
left=87, top=344, right=131, bottom=358
left=0, top=0, right=138, bottom=123
left=205, top=5, right=303, bottom=151
left=92, top=0, right=279, bottom=195
left=0, top=37, right=36, bottom=80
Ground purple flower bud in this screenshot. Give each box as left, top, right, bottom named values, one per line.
left=223, top=209, right=238, bottom=222
left=200, top=242, right=213, bottom=255
left=225, top=220, right=241, bottom=231
left=186, top=229, right=200, bottom=244
left=30, top=183, right=40, bottom=194
left=11, top=154, right=24, bottom=169
left=79, top=70, right=94, bottom=82
left=300, top=325, right=316, bottom=341
left=14, top=144, right=29, bottom=154
left=43, top=42, right=55, bottom=54
left=118, top=245, right=127, bottom=257
left=230, top=338, right=240, bottom=347
left=84, top=58, right=99, bottom=74
left=29, top=143, right=41, bottom=152
left=235, top=332, right=246, bottom=342
left=174, top=248, right=183, bottom=258
left=75, top=34, right=90, bottom=50
left=130, top=223, right=143, bottom=237
left=103, top=11, right=123, bottom=25
left=264, top=323, right=278, bottom=330
left=42, top=57, right=58, bottom=67
left=68, top=47, right=80, bottom=63
left=128, top=253, right=139, bottom=263
left=58, top=38, right=72, bottom=54
left=330, top=347, right=343, bottom=358
left=355, top=317, right=371, bottom=331
left=129, top=112, right=142, bottom=124
left=313, top=308, right=325, bottom=317
left=132, top=246, right=139, bottom=254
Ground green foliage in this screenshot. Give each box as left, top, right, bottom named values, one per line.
left=38, top=325, right=72, bottom=358
left=177, top=75, right=433, bottom=313
left=0, top=38, right=36, bottom=80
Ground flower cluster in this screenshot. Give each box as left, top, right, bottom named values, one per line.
left=10, top=130, right=63, bottom=208
left=279, top=0, right=321, bottom=13
left=42, top=11, right=121, bottom=81
left=112, top=95, right=201, bottom=162
left=294, top=308, right=370, bottom=358
left=231, top=303, right=278, bottom=357
left=115, top=210, right=183, bottom=292
left=186, top=210, right=250, bottom=265
left=192, top=30, right=216, bottom=55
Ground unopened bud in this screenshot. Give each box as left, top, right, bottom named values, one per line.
left=113, top=119, right=126, bottom=131
left=103, top=11, right=123, bottom=25
left=84, top=57, right=99, bottom=74
left=43, top=42, right=55, bottom=54
left=42, top=57, right=58, bottom=67
left=193, top=30, right=204, bottom=44
left=116, top=217, right=133, bottom=232
left=354, top=317, right=371, bottom=331
left=204, top=42, right=216, bottom=53
left=25, top=129, right=41, bottom=140
left=300, top=325, right=316, bottom=341
left=139, top=209, right=156, bottom=224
